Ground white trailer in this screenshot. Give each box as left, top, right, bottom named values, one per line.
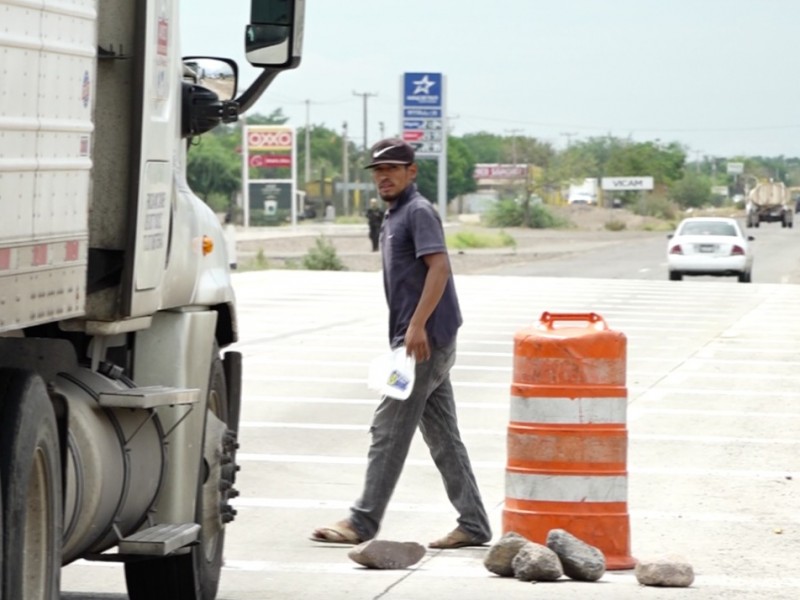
left=0, top=1, right=304, bottom=598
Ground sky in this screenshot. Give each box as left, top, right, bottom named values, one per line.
left=181, top=0, right=800, bottom=159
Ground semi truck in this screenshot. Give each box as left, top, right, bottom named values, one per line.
left=746, top=181, right=794, bottom=228
left=0, top=1, right=304, bottom=599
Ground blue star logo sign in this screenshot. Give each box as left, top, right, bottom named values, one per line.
left=404, top=72, right=442, bottom=108
left=412, top=74, right=436, bottom=95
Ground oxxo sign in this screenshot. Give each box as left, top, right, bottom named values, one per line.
left=242, top=125, right=297, bottom=226
left=247, top=128, right=293, bottom=151
left=601, top=176, right=654, bottom=191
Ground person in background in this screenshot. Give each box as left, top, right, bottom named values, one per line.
left=366, top=197, right=383, bottom=251
left=310, top=138, right=492, bottom=550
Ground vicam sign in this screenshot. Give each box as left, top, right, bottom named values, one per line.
left=601, top=176, right=654, bottom=191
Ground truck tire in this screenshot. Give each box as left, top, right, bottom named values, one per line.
left=0, top=472, right=3, bottom=600
left=125, top=350, right=234, bottom=600
left=0, top=369, right=62, bottom=600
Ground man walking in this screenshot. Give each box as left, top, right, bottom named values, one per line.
left=365, top=197, right=383, bottom=251
left=311, top=138, right=492, bottom=549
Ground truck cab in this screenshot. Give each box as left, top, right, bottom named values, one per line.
left=0, top=2, right=304, bottom=599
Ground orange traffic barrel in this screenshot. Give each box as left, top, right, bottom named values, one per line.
left=502, top=311, right=635, bottom=570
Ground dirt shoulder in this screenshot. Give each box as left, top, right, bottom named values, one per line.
left=232, top=205, right=670, bottom=275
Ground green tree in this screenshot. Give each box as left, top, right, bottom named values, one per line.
left=415, top=136, right=478, bottom=205
left=296, top=125, right=350, bottom=187
left=187, top=133, right=241, bottom=214
left=459, top=132, right=553, bottom=167
left=245, top=109, right=290, bottom=125
left=460, top=132, right=507, bottom=163
left=669, top=173, right=712, bottom=209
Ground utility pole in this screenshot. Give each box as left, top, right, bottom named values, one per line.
left=560, top=131, right=577, bottom=149
left=379, top=121, right=385, bottom=139
left=446, top=114, right=460, bottom=134
left=353, top=90, right=377, bottom=150
left=504, top=128, right=523, bottom=164
left=304, top=99, right=311, bottom=185
left=342, top=122, right=349, bottom=215
left=694, top=150, right=704, bottom=173
left=352, top=91, right=376, bottom=215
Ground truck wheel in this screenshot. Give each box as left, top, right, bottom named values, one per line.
left=669, top=271, right=682, bottom=281
left=125, top=350, right=233, bottom=600
left=0, top=472, right=3, bottom=600
left=0, top=370, right=62, bottom=600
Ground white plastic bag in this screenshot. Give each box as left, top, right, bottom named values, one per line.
left=367, top=347, right=416, bottom=400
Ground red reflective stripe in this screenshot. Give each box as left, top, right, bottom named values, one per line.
left=0, top=248, right=9, bottom=270
left=65, top=240, right=80, bottom=261
left=32, top=244, right=48, bottom=266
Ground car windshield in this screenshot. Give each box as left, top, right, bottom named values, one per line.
left=680, top=221, right=737, bottom=237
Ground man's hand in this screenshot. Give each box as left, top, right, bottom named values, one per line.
left=405, top=323, right=430, bottom=362
left=405, top=252, right=450, bottom=362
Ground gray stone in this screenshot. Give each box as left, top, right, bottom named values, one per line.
left=635, top=554, right=695, bottom=587
left=483, top=531, right=530, bottom=577
left=347, top=539, right=426, bottom=570
left=545, top=528, right=606, bottom=582
left=512, top=541, right=564, bottom=582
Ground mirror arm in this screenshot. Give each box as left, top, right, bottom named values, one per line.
left=181, top=83, right=240, bottom=139
left=235, top=67, right=282, bottom=115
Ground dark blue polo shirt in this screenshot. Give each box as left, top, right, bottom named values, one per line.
left=380, top=184, right=462, bottom=349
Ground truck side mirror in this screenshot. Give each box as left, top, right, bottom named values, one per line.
left=182, top=57, right=238, bottom=101
left=246, top=0, right=304, bottom=68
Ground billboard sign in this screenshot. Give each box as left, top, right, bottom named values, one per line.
left=243, top=125, right=297, bottom=226
left=247, top=127, right=294, bottom=151
left=726, top=162, right=744, bottom=175
left=601, top=176, right=654, bottom=191
left=401, top=72, right=445, bottom=158
left=474, top=164, right=528, bottom=180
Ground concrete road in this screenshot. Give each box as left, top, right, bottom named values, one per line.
left=62, top=271, right=800, bottom=599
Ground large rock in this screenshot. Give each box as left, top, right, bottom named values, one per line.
left=635, top=554, right=695, bottom=587
left=348, top=540, right=426, bottom=570
left=545, top=529, right=606, bottom=582
left=483, top=532, right=529, bottom=577
left=512, top=541, right=564, bottom=582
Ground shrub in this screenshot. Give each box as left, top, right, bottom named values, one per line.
left=483, top=200, right=569, bottom=229
left=528, top=204, right=570, bottom=229
left=447, top=230, right=516, bottom=250
left=302, top=236, right=346, bottom=271
left=483, top=199, right=524, bottom=227
left=604, top=219, right=627, bottom=231
left=632, top=195, right=678, bottom=220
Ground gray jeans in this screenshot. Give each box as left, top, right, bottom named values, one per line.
left=350, top=340, right=492, bottom=542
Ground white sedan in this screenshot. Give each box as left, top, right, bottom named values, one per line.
left=667, top=217, right=754, bottom=282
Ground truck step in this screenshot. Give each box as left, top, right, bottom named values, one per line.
left=98, top=385, right=199, bottom=409
left=118, top=523, right=200, bottom=556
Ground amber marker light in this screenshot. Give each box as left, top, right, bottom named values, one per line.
left=202, top=235, right=214, bottom=256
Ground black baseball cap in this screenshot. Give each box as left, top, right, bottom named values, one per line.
left=364, top=138, right=415, bottom=168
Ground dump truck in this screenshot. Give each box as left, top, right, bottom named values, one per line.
left=746, top=181, right=794, bottom=228
left=0, top=1, right=304, bottom=599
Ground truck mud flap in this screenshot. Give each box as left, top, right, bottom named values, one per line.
left=222, top=351, right=242, bottom=434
